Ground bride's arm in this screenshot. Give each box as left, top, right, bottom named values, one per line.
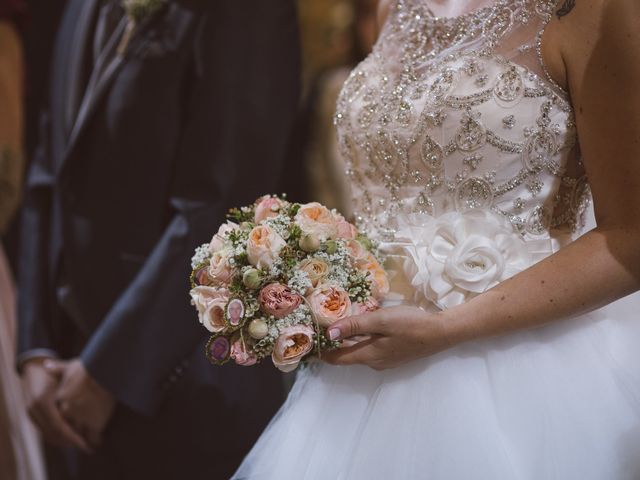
left=324, top=0, right=640, bottom=369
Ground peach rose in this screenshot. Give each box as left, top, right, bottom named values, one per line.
left=258, top=283, right=303, bottom=319
left=294, top=202, right=338, bottom=240
left=190, top=286, right=229, bottom=333
left=247, top=225, right=286, bottom=270
left=307, top=285, right=352, bottom=327
left=209, top=221, right=239, bottom=253
left=272, top=325, right=315, bottom=372
left=254, top=196, right=285, bottom=224
left=208, top=248, right=234, bottom=284
left=359, top=253, right=390, bottom=300
left=345, top=239, right=369, bottom=262
left=230, top=338, right=258, bottom=366
left=351, top=296, right=380, bottom=315
left=298, top=258, right=330, bottom=288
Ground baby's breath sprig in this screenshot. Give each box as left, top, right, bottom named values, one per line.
left=347, top=270, right=373, bottom=303
left=284, top=202, right=301, bottom=218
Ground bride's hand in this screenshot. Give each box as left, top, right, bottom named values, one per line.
left=322, top=306, right=454, bottom=370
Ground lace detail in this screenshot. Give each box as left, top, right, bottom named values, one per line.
left=335, top=0, right=589, bottom=241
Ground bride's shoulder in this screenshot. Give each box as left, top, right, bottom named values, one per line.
left=544, top=0, right=640, bottom=94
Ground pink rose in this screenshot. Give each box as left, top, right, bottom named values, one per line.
left=272, top=325, right=315, bottom=372
left=208, top=248, right=234, bottom=284
left=230, top=338, right=258, bottom=366
left=351, top=296, right=380, bottom=315
left=190, top=286, right=230, bottom=333
left=209, top=221, right=239, bottom=253
left=333, top=213, right=358, bottom=240
left=254, top=196, right=285, bottom=224
left=258, top=283, right=303, bottom=319
left=358, top=253, right=390, bottom=300
left=294, top=202, right=338, bottom=240
left=193, top=266, right=213, bottom=286
left=307, top=285, right=352, bottom=328
left=247, top=225, right=286, bottom=270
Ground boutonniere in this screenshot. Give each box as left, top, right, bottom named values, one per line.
left=118, top=0, right=168, bottom=55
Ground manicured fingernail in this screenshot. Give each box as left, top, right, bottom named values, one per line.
left=328, top=328, right=340, bottom=341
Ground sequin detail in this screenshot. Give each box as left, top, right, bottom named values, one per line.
left=335, top=0, right=587, bottom=240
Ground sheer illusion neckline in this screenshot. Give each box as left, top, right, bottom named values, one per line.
left=423, top=0, right=504, bottom=21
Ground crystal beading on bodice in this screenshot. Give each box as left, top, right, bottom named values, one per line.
left=335, top=0, right=591, bottom=244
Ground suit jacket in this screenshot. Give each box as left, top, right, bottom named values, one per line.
left=18, top=0, right=301, bottom=419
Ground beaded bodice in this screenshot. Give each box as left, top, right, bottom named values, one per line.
left=336, top=0, right=590, bottom=242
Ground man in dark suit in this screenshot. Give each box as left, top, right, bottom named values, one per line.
left=17, top=1, right=301, bottom=478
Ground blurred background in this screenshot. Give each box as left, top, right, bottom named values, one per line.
left=0, top=1, right=377, bottom=478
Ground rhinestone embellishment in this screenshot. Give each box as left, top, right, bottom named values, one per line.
left=455, top=177, right=494, bottom=212
left=494, top=66, right=525, bottom=103
left=522, top=129, right=557, bottom=171
left=456, top=110, right=486, bottom=152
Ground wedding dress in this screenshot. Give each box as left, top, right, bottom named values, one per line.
left=233, top=1, right=640, bottom=478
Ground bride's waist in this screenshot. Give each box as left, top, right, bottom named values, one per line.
left=375, top=211, right=573, bottom=310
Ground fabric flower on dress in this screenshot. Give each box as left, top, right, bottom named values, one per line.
left=398, top=210, right=533, bottom=309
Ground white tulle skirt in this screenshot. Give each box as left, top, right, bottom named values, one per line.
left=232, top=283, right=640, bottom=480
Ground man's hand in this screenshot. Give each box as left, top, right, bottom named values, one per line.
left=46, top=358, right=116, bottom=449
left=22, top=358, right=92, bottom=453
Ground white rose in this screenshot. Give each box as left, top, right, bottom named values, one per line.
left=209, top=221, right=239, bottom=253
left=208, top=248, right=234, bottom=284
left=399, top=210, right=532, bottom=309
left=190, top=286, right=230, bottom=333
left=246, top=225, right=286, bottom=270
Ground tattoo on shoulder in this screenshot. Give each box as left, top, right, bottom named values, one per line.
left=556, top=0, right=576, bottom=18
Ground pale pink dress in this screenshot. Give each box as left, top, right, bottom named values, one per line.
left=0, top=246, right=46, bottom=480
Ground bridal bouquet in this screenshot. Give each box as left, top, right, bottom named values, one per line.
left=189, top=196, right=389, bottom=372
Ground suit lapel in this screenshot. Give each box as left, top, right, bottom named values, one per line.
left=64, top=0, right=101, bottom=137
left=61, top=6, right=164, bottom=171
left=49, top=0, right=99, bottom=167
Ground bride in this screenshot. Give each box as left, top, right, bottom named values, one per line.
left=234, top=0, right=640, bottom=478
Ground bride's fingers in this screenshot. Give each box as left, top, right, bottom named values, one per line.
left=327, top=310, right=385, bottom=341
left=323, top=338, right=377, bottom=366
left=339, top=334, right=373, bottom=347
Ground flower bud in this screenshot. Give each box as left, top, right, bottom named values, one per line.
left=299, top=234, right=321, bottom=253
left=240, top=221, right=254, bottom=231
left=324, top=240, right=338, bottom=255
left=357, top=236, right=372, bottom=251
left=242, top=268, right=262, bottom=289
left=248, top=319, right=269, bottom=339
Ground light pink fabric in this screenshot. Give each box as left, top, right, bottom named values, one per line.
left=0, top=246, right=46, bottom=480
